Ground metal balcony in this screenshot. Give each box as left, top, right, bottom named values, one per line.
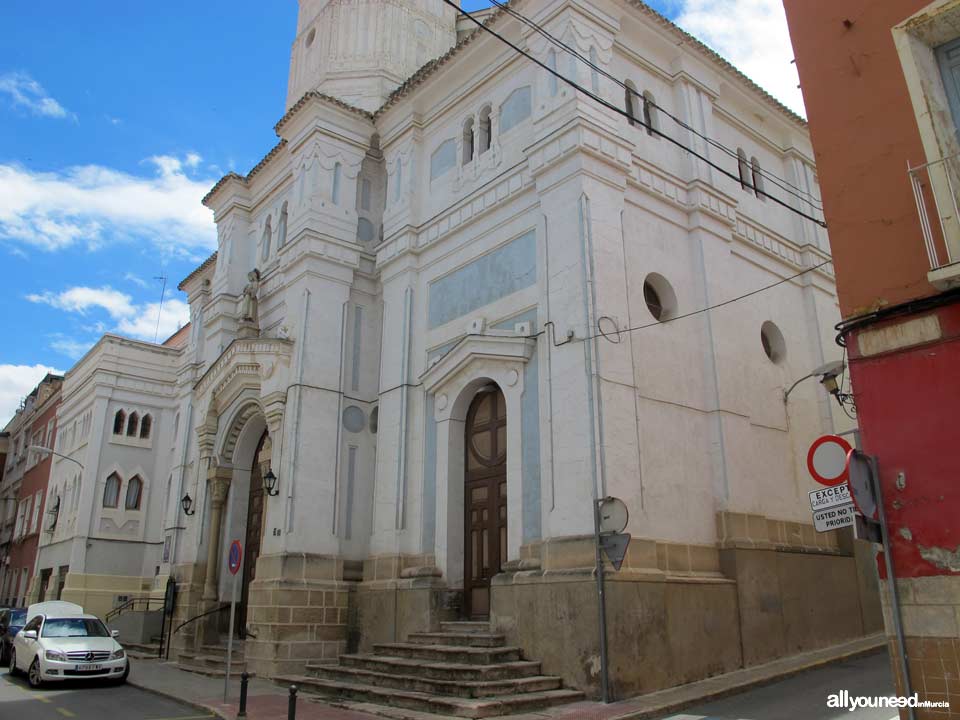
left=909, top=153, right=960, bottom=289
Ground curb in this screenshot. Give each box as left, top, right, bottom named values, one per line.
left=127, top=664, right=231, bottom=720
left=609, top=637, right=887, bottom=720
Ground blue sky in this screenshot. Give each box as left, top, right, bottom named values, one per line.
left=0, top=0, right=802, bottom=424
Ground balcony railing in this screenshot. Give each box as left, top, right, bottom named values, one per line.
left=908, top=153, right=960, bottom=287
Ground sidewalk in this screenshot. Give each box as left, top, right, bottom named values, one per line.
left=128, top=634, right=886, bottom=720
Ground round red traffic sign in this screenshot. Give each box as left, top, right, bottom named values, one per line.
left=228, top=540, right=243, bottom=575
left=806, top=434, right=853, bottom=487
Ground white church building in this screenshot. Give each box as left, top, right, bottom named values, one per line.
left=36, top=0, right=882, bottom=704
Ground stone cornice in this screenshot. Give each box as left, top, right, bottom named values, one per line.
left=194, top=337, right=294, bottom=399
left=420, top=332, right=535, bottom=395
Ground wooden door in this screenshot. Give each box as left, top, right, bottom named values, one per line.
left=238, top=430, right=269, bottom=636
left=463, top=388, right=507, bottom=619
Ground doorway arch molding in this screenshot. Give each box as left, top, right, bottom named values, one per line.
left=421, top=333, right=535, bottom=589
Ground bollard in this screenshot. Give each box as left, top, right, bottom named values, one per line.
left=237, top=672, right=249, bottom=718
left=288, top=684, right=298, bottom=720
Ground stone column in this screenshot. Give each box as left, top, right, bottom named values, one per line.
left=202, top=466, right=232, bottom=602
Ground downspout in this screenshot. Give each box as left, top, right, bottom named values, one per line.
left=395, top=287, right=413, bottom=530
left=285, top=288, right=311, bottom=536
left=170, top=402, right=194, bottom=570
left=332, top=301, right=348, bottom=536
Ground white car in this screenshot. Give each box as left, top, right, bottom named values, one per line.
left=8, top=601, right=128, bottom=688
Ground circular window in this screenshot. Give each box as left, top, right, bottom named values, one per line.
left=642, top=273, right=677, bottom=321
left=342, top=406, right=365, bottom=433
left=761, top=321, right=786, bottom=364
left=305, top=28, right=316, bottom=48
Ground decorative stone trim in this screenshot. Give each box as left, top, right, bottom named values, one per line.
left=420, top=333, right=535, bottom=403
left=716, top=510, right=844, bottom=554
left=194, top=338, right=294, bottom=397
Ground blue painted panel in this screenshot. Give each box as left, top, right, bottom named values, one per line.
left=422, top=394, right=437, bottom=550
left=521, top=347, right=541, bottom=542
left=491, top=308, right=538, bottom=333
left=428, top=231, right=536, bottom=329
left=430, top=139, right=456, bottom=181
left=500, top=86, right=532, bottom=135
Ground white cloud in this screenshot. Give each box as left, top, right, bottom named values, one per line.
left=0, top=364, right=65, bottom=428
left=0, top=154, right=216, bottom=255
left=50, top=336, right=96, bottom=361
left=124, top=272, right=149, bottom=288
left=27, top=285, right=191, bottom=344
left=0, top=71, right=74, bottom=120
left=673, top=0, right=805, bottom=117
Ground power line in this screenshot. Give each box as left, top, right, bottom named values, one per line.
left=586, top=259, right=832, bottom=343
left=486, top=0, right=822, bottom=211
left=444, top=0, right=826, bottom=227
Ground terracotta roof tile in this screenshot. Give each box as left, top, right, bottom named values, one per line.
left=201, top=140, right=289, bottom=207
left=178, top=251, right=217, bottom=291
left=274, top=91, right=374, bottom=135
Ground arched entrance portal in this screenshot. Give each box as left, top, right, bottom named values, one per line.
left=238, top=430, right=270, bottom=635
left=463, top=386, right=507, bottom=619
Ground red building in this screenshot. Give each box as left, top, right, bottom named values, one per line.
left=784, top=1, right=960, bottom=717
left=0, top=374, right=62, bottom=607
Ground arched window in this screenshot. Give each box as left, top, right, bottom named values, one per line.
left=547, top=50, right=558, bottom=96
left=126, top=412, right=139, bottom=437
left=642, top=91, right=658, bottom=137
left=125, top=476, right=143, bottom=510
left=332, top=162, right=342, bottom=204
left=103, top=473, right=121, bottom=508
left=737, top=148, right=749, bottom=191
left=589, top=46, right=599, bottom=94
left=261, top=215, right=272, bottom=261
left=625, top=81, right=638, bottom=127
left=139, top=414, right=152, bottom=439
left=277, top=202, right=288, bottom=248
left=751, top=157, right=764, bottom=200
left=113, top=410, right=125, bottom=435
left=478, top=106, right=492, bottom=154
left=462, top=117, right=475, bottom=165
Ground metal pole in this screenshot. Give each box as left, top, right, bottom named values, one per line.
left=288, top=684, right=298, bottom=720
left=238, top=672, right=249, bottom=718
left=871, top=456, right=915, bottom=720
left=158, top=604, right=166, bottom=660
left=224, top=570, right=238, bottom=702
left=593, top=498, right=610, bottom=703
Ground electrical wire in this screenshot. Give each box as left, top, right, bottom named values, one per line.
left=482, top=0, right=824, bottom=211
left=587, top=259, right=832, bottom=343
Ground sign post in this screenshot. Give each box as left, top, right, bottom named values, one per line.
left=224, top=540, right=243, bottom=703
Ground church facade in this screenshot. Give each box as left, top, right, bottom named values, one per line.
left=39, top=0, right=882, bottom=699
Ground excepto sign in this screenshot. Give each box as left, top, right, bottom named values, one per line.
left=809, top=484, right=852, bottom=511
left=807, top=434, right=853, bottom=486
left=228, top=540, right=243, bottom=575
left=813, top=503, right=855, bottom=532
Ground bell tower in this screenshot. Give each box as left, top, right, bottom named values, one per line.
left=287, top=0, right=459, bottom=113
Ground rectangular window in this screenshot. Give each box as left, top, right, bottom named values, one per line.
left=30, top=490, right=43, bottom=533
left=937, top=37, right=960, bottom=133
left=46, top=420, right=55, bottom=448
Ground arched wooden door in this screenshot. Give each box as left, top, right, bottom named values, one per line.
left=463, top=387, right=507, bottom=619
left=238, top=430, right=269, bottom=636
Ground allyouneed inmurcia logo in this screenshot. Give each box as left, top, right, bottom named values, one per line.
left=827, top=690, right=950, bottom=712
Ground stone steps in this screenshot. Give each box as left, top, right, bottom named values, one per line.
left=372, top=642, right=522, bottom=664
left=281, top=621, right=583, bottom=716
left=335, top=654, right=544, bottom=681
left=408, top=631, right=507, bottom=648
left=310, top=664, right=563, bottom=698
left=177, top=644, right=248, bottom=677
left=275, top=675, right=583, bottom=718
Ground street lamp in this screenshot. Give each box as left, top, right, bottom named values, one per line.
left=180, top=493, right=196, bottom=516
left=28, top=445, right=84, bottom=470
left=263, top=469, right=278, bottom=497
left=783, top=360, right=847, bottom=404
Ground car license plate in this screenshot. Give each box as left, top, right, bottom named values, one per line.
left=75, top=663, right=102, bottom=671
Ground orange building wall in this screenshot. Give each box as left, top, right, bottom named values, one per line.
left=783, top=0, right=938, bottom=318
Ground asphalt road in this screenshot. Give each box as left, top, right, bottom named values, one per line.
left=0, top=665, right=213, bottom=720
left=657, top=649, right=899, bottom=720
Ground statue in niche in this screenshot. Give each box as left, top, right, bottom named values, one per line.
left=240, top=269, right=261, bottom=325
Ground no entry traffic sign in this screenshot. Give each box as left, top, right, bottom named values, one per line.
left=807, top=434, right=853, bottom=487
left=228, top=540, right=243, bottom=575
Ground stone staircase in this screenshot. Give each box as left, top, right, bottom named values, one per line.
left=178, top=642, right=249, bottom=677
left=276, top=621, right=583, bottom=718
left=123, top=640, right=161, bottom=659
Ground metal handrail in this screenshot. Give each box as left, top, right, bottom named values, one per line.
left=105, top=597, right=163, bottom=622
left=173, top=602, right=229, bottom=635
left=908, top=154, right=960, bottom=270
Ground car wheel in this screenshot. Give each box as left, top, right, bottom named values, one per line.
left=8, top=648, right=18, bottom=676
left=28, top=658, right=43, bottom=688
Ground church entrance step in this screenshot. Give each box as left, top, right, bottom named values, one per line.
left=274, top=675, right=583, bottom=718
left=177, top=644, right=248, bottom=677
left=407, top=631, right=507, bottom=648
left=335, top=654, right=544, bottom=682
left=440, top=621, right=491, bottom=635
left=309, top=664, right=563, bottom=698
left=371, top=642, right=521, bottom=664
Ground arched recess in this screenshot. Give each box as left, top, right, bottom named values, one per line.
left=421, top=334, right=535, bottom=594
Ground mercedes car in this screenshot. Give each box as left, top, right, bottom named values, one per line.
left=8, top=601, right=128, bottom=688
